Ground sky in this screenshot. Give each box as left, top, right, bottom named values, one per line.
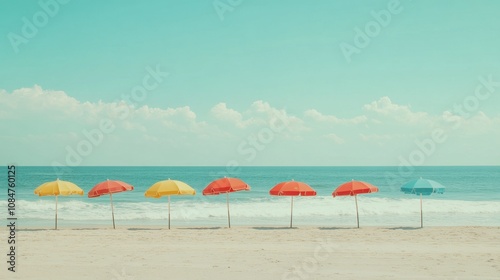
left=1, top=0, right=499, bottom=166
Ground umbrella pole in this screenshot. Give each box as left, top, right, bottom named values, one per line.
left=168, top=196, right=171, bottom=230
left=110, top=193, right=116, bottom=229
left=420, top=193, right=423, bottom=228
left=226, top=193, right=231, bottom=228
left=55, top=195, right=58, bottom=230
left=290, top=196, right=294, bottom=228
left=355, top=195, right=359, bottom=228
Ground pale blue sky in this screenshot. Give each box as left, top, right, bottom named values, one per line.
left=1, top=0, right=499, bottom=166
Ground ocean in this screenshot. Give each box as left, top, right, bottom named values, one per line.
left=2, top=166, right=499, bottom=228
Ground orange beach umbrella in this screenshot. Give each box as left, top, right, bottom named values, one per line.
left=332, top=180, right=379, bottom=228
left=269, top=180, right=316, bottom=228
left=202, top=177, right=250, bottom=228
left=88, top=179, right=134, bottom=229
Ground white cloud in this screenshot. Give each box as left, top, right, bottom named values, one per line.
left=324, top=133, right=345, bottom=144
left=210, top=102, right=257, bottom=128
left=211, top=102, right=242, bottom=121
left=304, top=109, right=367, bottom=124
left=441, top=110, right=462, bottom=126
left=250, top=100, right=307, bottom=133
left=440, top=110, right=500, bottom=136
left=0, top=85, right=83, bottom=119
left=0, top=85, right=206, bottom=133
left=122, top=121, right=147, bottom=132
left=1, top=86, right=499, bottom=166
left=210, top=100, right=307, bottom=134
left=133, top=105, right=204, bottom=132
left=363, top=96, right=430, bottom=124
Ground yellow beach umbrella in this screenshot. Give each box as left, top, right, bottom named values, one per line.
left=34, top=179, right=84, bottom=229
left=145, top=179, right=196, bottom=229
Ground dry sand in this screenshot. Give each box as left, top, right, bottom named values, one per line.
left=2, top=226, right=499, bottom=280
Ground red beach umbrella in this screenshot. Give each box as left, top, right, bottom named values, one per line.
left=88, top=179, right=134, bottom=229
left=332, top=180, right=379, bottom=228
left=203, top=177, right=250, bottom=228
left=269, top=180, right=316, bottom=228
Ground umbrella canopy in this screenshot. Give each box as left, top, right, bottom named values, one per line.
left=401, top=178, right=445, bottom=228
left=203, top=177, right=250, bottom=195
left=333, top=180, right=379, bottom=228
left=269, top=180, right=317, bottom=228
left=269, top=181, right=317, bottom=196
left=401, top=178, right=445, bottom=195
left=88, top=180, right=134, bottom=229
left=88, top=180, right=134, bottom=198
left=202, top=177, right=250, bottom=228
left=34, top=179, right=84, bottom=196
left=333, top=180, right=379, bottom=196
left=145, top=179, right=196, bottom=197
left=145, top=179, right=196, bottom=229
left=34, top=179, right=84, bottom=229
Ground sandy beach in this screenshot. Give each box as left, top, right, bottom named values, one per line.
left=2, top=226, right=499, bottom=280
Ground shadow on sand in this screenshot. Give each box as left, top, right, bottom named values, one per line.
left=386, top=226, right=422, bottom=230
left=19, top=228, right=116, bottom=231
left=127, top=227, right=163, bottom=231
left=252, top=226, right=296, bottom=230
left=178, top=227, right=223, bottom=230
left=17, top=228, right=52, bottom=232
left=318, top=227, right=358, bottom=230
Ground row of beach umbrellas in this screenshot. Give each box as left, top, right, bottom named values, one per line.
left=34, top=177, right=445, bottom=230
